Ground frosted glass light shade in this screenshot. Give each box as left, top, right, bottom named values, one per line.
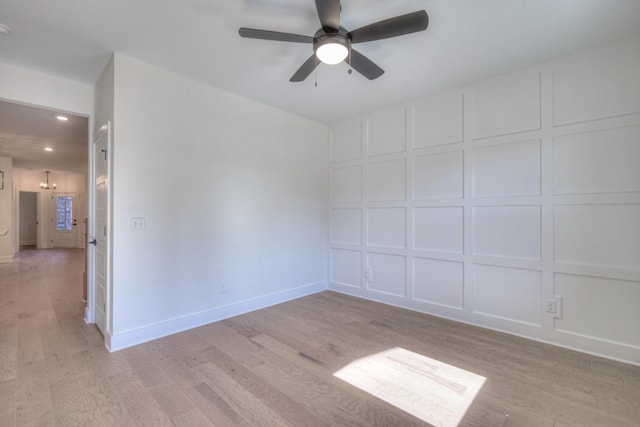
left=316, top=42, right=348, bottom=65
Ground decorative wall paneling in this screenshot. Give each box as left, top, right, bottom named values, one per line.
left=329, top=38, right=640, bottom=365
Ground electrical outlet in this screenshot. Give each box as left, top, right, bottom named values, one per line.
left=546, top=300, right=557, bottom=314
left=220, top=283, right=228, bottom=294
left=546, top=296, right=562, bottom=319
left=364, top=266, right=372, bottom=282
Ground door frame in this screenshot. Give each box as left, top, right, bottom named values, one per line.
left=86, top=121, right=112, bottom=337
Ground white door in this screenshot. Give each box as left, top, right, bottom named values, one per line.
left=51, top=193, right=78, bottom=248
left=92, top=123, right=110, bottom=336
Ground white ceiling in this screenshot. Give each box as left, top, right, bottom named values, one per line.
left=1, top=1, right=640, bottom=172
left=0, top=100, right=88, bottom=174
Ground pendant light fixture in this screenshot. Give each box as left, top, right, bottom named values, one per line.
left=40, top=171, right=56, bottom=190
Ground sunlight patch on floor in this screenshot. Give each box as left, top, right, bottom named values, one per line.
left=333, top=347, right=486, bottom=427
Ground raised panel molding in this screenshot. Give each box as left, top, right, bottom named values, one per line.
left=473, top=205, right=541, bottom=261
left=413, top=258, right=463, bottom=309
left=366, top=253, right=406, bottom=297
left=553, top=47, right=640, bottom=126
left=473, top=264, right=542, bottom=326
left=331, top=209, right=362, bottom=245
left=413, top=207, right=463, bottom=254
left=367, top=208, right=406, bottom=249
left=472, top=73, right=541, bottom=140
left=473, top=139, right=541, bottom=197
left=367, top=108, right=406, bottom=157
left=331, top=249, right=362, bottom=288
left=367, top=158, right=406, bottom=201
left=554, top=273, right=640, bottom=348
left=328, top=38, right=640, bottom=365
left=413, top=150, right=463, bottom=200
left=412, top=94, right=464, bottom=149
left=331, top=120, right=362, bottom=163
left=554, top=204, right=640, bottom=270
left=554, top=125, right=640, bottom=195
left=331, top=165, right=362, bottom=202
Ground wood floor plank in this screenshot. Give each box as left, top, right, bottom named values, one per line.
left=170, top=407, right=215, bottom=427
left=201, top=344, right=331, bottom=427
left=195, top=361, right=293, bottom=427
left=0, top=378, right=16, bottom=425
left=185, top=382, right=252, bottom=427
left=49, top=375, right=92, bottom=426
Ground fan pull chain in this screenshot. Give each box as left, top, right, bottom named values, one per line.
left=315, top=57, right=319, bottom=87
left=348, top=47, right=353, bottom=75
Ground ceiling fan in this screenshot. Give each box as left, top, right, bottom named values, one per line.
left=239, top=0, right=428, bottom=82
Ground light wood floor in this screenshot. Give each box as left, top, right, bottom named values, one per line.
left=1, top=248, right=639, bottom=426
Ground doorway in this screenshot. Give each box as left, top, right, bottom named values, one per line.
left=18, top=191, right=38, bottom=248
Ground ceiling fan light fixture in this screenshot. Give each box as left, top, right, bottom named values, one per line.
left=315, top=36, right=349, bottom=65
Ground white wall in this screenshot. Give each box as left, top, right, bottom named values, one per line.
left=104, top=54, right=329, bottom=350
left=329, top=37, right=640, bottom=365
left=0, top=62, right=93, bottom=117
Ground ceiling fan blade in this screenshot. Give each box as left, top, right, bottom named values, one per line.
left=349, top=10, right=428, bottom=43
left=239, top=28, right=313, bottom=43
left=315, top=0, right=341, bottom=32
left=349, top=49, right=384, bottom=80
left=290, top=55, right=319, bottom=82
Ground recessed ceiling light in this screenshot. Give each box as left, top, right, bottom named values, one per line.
left=56, top=115, right=69, bottom=121
left=44, top=147, right=53, bottom=152
left=0, top=23, right=10, bottom=35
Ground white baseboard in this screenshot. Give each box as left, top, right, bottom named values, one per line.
left=0, top=255, right=13, bottom=264
left=107, top=280, right=328, bottom=352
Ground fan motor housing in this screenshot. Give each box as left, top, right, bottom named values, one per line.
left=313, top=27, right=350, bottom=54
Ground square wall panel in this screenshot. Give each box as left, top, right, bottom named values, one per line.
left=553, top=48, right=640, bottom=126
left=473, top=264, right=541, bottom=326
left=554, top=204, right=640, bottom=269
left=555, top=273, right=640, bottom=348
left=413, top=94, right=464, bottom=149
left=413, top=207, right=463, bottom=254
left=473, top=206, right=541, bottom=261
left=367, top=109, right=406, bottom=157
left=554, top=125, right=640, bottom=195
left=413, top=258, right=463, bottom=309
left=367, top=159, right=406, bottom=201
left=472, top=74, right=541, bottom=140
left=331, top=249, right=362, bottom=288
left=367, top=253, right=406, bottom=297
left=367, top=208, right=406, bottom=249
left=331, top=120, right=362, bottom=163
left=473, top=140, right=541, bottom=197
left=331, top=209, right=362, bottom=245
left=331, top=165, right=362, bottom=202
left=413, top=151, right=463, bottom=200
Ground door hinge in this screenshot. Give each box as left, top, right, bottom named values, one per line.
left=104, top=226, right=106, bottom=236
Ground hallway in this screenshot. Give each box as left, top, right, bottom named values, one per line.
left=0, top=248, right=107, bottom=425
